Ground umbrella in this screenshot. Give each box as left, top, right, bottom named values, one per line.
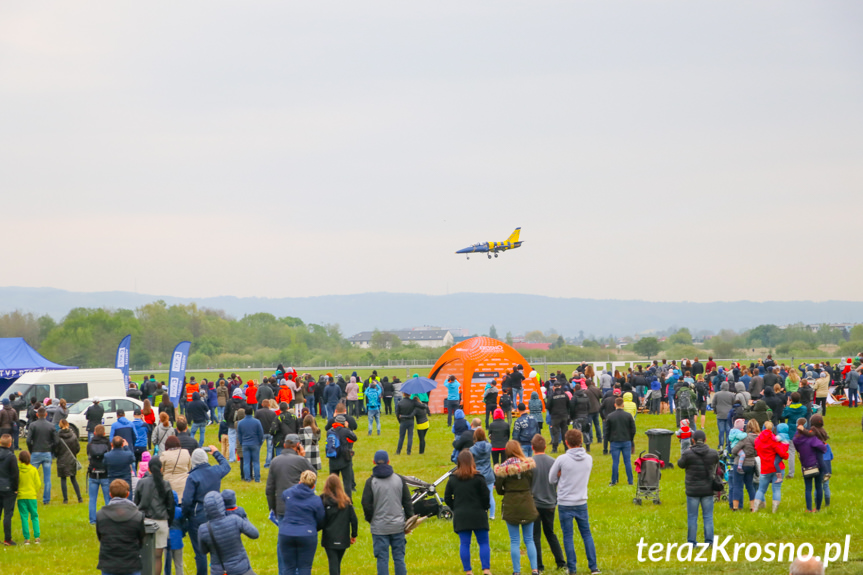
left=399, top=377, right=439, bottom=396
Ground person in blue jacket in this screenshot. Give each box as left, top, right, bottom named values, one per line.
left=131, top=409, right=149, bottom=470
left=207, top=384, right=220, bottom=425
left=279, top=470, right=325, bottom=575
left=182, top=446, right=231, bottom=575
left=198, top=491, right=259, bottom=575
left=237, top=412, right=264, bottom=483
left=445, top=376, right=461, bottom=427
left=165, top=491, right=184, bottom=575
left=365, top=380, right=383, bottom=437
left=109, top=409, right=140, bottom=447
left=323, top=378, right=342, bottom=420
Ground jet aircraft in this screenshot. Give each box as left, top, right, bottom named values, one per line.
left=456, top=228, right=523, bottom=259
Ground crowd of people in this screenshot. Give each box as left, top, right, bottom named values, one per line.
left=0, top=354, right=855, bottom=575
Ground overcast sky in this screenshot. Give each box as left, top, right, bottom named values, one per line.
left=2, top=1, right=862, bottom=303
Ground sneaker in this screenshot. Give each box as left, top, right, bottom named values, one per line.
left=2, top=540, right=15, bottom=546
left=34, top=538, right=40, bottom=544
left=591, top=570, right=602, bottom=574
left=24, top=540, right=30, bottom=546
left=608, top=482, right=617, bottom=487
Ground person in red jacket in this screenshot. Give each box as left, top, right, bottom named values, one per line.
left=752, top=422, right=788, bottom=513
left=244, top=380, right=258, bottom=417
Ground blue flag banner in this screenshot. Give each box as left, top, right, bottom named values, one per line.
left=115, top=334, right=131, bottom=392
left=168, top=341, right=191, bottom=405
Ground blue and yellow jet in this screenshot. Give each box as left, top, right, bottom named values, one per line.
left=456, top=228, right=523, bottom=259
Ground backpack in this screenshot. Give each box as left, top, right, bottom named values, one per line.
left=677, top=387, right=693, bottom=411
left=695, top=380, right=709, bottom=402
left=325, top=428, right=341, bottom=458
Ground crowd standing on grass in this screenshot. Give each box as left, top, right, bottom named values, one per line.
left=0, top=355, right=858, bottom=574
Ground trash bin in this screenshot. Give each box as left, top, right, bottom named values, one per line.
left=645, top=428, right=675, bottom=469
left=142, top=519, right=160, bottom=575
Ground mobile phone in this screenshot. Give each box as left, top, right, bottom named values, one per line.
left=202, top=447, right=212, bottom=453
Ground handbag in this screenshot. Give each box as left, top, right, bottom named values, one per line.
left=802, top=465, right=820, bottom=477
left=61, top=436, right=84, bottom=472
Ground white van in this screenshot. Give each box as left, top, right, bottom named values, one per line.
left=0, top=369, right=126, bottom=419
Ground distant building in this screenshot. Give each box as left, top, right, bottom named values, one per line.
left=347, top=329, right=454, bottom=349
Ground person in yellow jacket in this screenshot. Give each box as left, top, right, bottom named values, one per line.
left=622, top=392, right=638, bottom=419
left=17, top=450, right=42, bottom=544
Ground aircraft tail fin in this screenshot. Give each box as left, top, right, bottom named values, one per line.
left=506, top=227, right=521, bottom=243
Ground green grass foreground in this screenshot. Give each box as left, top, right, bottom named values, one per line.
left=3, top=408, right=862, bottom=574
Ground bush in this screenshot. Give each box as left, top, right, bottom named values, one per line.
left=839, top=340, right=863, bottom=357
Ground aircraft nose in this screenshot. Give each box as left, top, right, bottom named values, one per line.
left=456, top=247, right=472, bottom=254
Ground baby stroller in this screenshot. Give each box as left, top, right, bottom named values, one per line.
left=714, top=458, right=729, bottom=503
left=403, top=468, right=455, bottom=521
left=633, top=451, right=664, bottom=505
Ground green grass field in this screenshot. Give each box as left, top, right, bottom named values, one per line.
left=4, top=407, right=862, bottom=574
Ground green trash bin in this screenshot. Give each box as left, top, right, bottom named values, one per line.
left=645, top=428, right=675, bottom=469
left=142, top=518, right=160, bottom=575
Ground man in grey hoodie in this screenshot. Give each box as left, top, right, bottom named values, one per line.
left=549, top=429, right=600, bottom=575
left=711, top=382, right=736, bottom=450
left=361, top=450, right=414, bottom=575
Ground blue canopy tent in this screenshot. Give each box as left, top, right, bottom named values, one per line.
left=0, top=337, right=76, bottom=396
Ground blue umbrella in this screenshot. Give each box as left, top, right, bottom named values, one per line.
left=399, top=377, right=439, bottom=396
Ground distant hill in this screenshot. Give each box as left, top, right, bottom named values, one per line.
left=1, top=286, right=862, bottom=337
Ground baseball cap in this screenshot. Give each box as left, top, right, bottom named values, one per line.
left=374, top=450, right=389, bottom=464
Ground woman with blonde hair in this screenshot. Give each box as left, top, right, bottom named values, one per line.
left=495, top=440, right=538, bottom=575
left=151, top=411, right=176, bottom=454
left=280, top=469, right=324, bottom=575
left=321, top=474, right=358, bottom=575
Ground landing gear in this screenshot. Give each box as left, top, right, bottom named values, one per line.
left=487, top=254, right=492, bottom=259
left=494, top=253, right=498, bottom=258
left=466, top=256, right=470, bottom=260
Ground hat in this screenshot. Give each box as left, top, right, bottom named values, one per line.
left=232, top=389, right=244, bottom=398
left=454, top=409, right=465, bottom=420
left=374, top=450, right=389, bottom=464
left=221, top=489, right=238, bottom=509
left=493, top=408, right=504, bottom=419
left=734, top=419, right=745, bottom=430
left=335, top=415, right=347, bottom=424
left=191, top=448, right=208, bottom=467
left=92, top=397, right=101, bottom=403
left=692, top=430, right=707, bottom=444
left=0, top=398, right=8, bottom=406
left=284, top=433, right=300, bottom=445
left=517, top=403, right=527, bottom=411
left=680, top=419, right=689, bottom=427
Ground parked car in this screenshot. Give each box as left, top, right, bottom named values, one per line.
left=66, top=396, right=144, bottom=440
left=0, top=368, right=127, bottom=422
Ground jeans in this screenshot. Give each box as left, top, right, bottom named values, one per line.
left=512, top=388, right=524, bottom=406
left=61, top=475, right=82, bottom=502
left=848, top=387, right=859, bottom=407
left=559, top=504, right=598, bottom=573
left=243, top=445, right=261, bottom=481
left=228, top=428, right=237, bottom=462
left=590, top=412, right=602, bottom=441
left=278, top=534, right=317, bottom=575
left=804, top=474, right=823, bottom=511
left=550, top=419, right=568, bottom=452
left=730, top=466, right=756, bottom=507
left=458, top=529, right=490, bottom=572
left=306, top=396, right=316, bottom=417
left=368, top=408, right=381, bottom=434
left=446, top=399, right=460, bottom=426
left=610, top=441, right=633, bottom=485
left=534, top=507, right=566, bottom=571
left=190, top=422, right=206, bottom=447
left=325, top=403, right=338, bottom=421
left=485, top=404, right=495, bottom=428
left=506, top=521, right=537, bottom=573
left=686, top=495, right=714, bottom=545
left=717, top=418, right=729, bottom=449
left=188, top=513, right=207, bottom=575
left=30, top=451, right=52, bottom=503
left=486, top=478, right=496, bottom=519
left=1, top=492, right=15, bottom=542
left=372, top=532, right=407, bottom=575
left=264, top=436, right=273, bottom=467
left=755, top=472, right=781, bottom=502
left=521, top=444, right=533, bottom=458
left=88, top=477, right=111, bottom=524
left=397, top=421, right=414, bottom=454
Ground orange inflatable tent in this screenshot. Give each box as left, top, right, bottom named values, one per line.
left=426, top=337, right=541, bottom=415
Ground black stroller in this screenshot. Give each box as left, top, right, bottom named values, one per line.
left=714, top=458, right=729, bottom=503
left=633, top=451, right=664, bottom=505
left=402, top=468, right=455, bottom=521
